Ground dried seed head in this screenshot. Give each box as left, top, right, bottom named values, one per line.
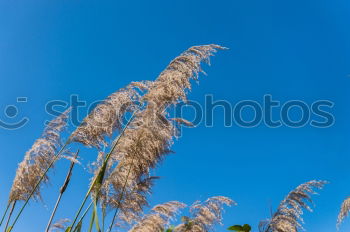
left=107, top=44, right=224, bottom=180
left=144, top=44, right=225, bottom=108
left=337, top=197, right=350, bottom=229
left=71, top=81, right=150, bottom=148
left=9, top=109, right=70, bottom=202
left=107, top=177, right=159, bottom=227
left=94, top=45, right=225, bottom=228
left=175, top=196, right=235, bottom=232
left=129, top=201, right=186, bottom=232
left=260, top=180, right=327, bottom=232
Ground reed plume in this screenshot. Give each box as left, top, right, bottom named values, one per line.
left=96, top=45, right=225, bottom=228
left=259, top=180, right=327, bottom=232
left=129, top=201, right=186, bottom=232
left=9, top=109, right=70, bottom=203
left=104, top=176, right=159, bottom=226
left=337, top=197, right=350, bottom=229
left=71, top=81, right=150, bottom=148
left=174, top=196, right=234, bottom=232
left=143, top=44, right=225, bottom=109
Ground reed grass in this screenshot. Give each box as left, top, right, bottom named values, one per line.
left=95, top=45, right=225, bottom=230
left=6, top=109, right=71, bottom=231
left=63, top=45, right=224, bottom=232
left=174, top=196, right=234, bottom=232
left=2, top=44, right=339, bottom=232
left=3, top=45, right=243, bottom=232
left=337, top=197, right=350, bottom=229
left=129, top=201, right=186, bottom=232
left=259, top=180, right=327, bottom=232
left=67, top=111, right=138, bottom=231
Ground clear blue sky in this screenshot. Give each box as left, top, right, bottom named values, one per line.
left=0, top=0, right=350, bottom=231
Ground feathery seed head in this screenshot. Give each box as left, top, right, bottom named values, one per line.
left=260, top=180, right=327, bottom=232
left=337, top=197, right=350, bottom=229
left=144, top=44, right=225, bottom=108
left=9, top=109, right=70, bottom=202
left=129, top=201, right=186, bottom=232
left=107, top=176, right=159, bottom=227
left=175, top=196, right=235, bottom=232
left=71, top=81, right=150, bottom=148
left=93, top=45, right=225, bottom=229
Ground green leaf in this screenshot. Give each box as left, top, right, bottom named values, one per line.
left=65, top=226, right=72, bottom=232
left=88, top=208, right=95, bottom=232
left=228, top=225, right=244, bottom=231
left=93, top=200, right=101, bottom=232
left=242, top=224, right=251, bottom=232
left=228, top=224, right=251, bottom=232
left=165, top=225, right=174, bottom=232
left=6, top=226, right=13, bottom=232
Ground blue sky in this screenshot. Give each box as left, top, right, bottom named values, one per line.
left=1, top=0, right=350, bottom=231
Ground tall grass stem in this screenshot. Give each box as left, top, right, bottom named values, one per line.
left=45, top=150, right=79, bottom=232
left=4, top=201, right=16, bottom=232
left=0, top=203, right=10, bottom=227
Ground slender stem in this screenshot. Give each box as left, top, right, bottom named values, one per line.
left=108, top=209, right=118, bottom=232
left=45, top=150, right=79, bottom=232
left=88, top=207, right=95, bottom=232
left=102, top=206, right=106, bottom=232
left=77, top=202, right=93, bottom=225
left=4, top=201, right=16, bottom=232
left=68, top=113, right=137, bottom=231
left=93, top=200, right=101, bottom=232
left=107, top=152, right=137, bottom=232
left=68, top=191, right=91, bottom=232
left=45, top=194, right=63, bottom=232
left=9, top=140, right=70, bottom=231
left=71, top=202, right=93, bottom=232
left=0, top=203, right=10, bottom=227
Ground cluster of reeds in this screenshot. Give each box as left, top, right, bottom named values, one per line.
left=2, top=45, right=236, bottom=232
left=2, top=44, right=350, bottom=232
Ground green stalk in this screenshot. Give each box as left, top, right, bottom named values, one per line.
left=88, top=198, right=101, bottom=232
left=4, top=201, right=16, bottom=232
left=76, top=202, right=93, bottom=227
left=93, top=200, right=101, bottom=232
left=45, top=150, right=79, bottom=232
left=70, top=202, right=93, bottom=232
left=0, top=203, right=10, bottom=227
left=87, top=208, right=95, bottom=232
left=8, top=140, right=70, bottom=231
left=67, top=112, right=137, bottom=231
